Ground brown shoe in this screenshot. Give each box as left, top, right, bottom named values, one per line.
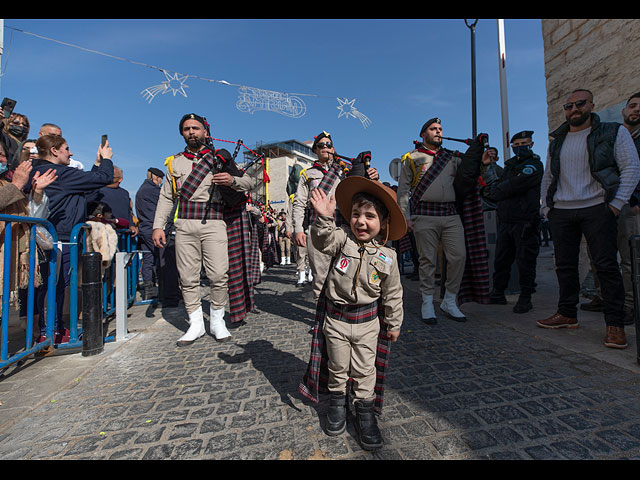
left=537, top=313, right=578, bottom=329
left=604, top=326, right=627, bottom=349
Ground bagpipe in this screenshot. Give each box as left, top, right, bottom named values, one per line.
left=328, top=150, right=372, bottom=178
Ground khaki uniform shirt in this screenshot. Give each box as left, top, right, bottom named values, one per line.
left=152, top=149, right=258, bottom=231
left=310, top=214, right=403, bottom=332
left=396, top=148, right=461, bottom=220
left=292, top=163, right=344, bottom=234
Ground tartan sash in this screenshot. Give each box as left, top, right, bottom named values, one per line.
left=307, top=162, right=344, bottom=226
left=409, top=149, right=453, bottom=216
left=298, top=268, right=391, bottom=413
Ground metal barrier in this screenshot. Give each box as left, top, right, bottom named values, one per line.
left=1, top=216, right=152, bottom=366
left=0, top=214, right=58, bottom=369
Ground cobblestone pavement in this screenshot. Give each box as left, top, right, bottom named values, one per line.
left=1, top=248, right=640, bottom=459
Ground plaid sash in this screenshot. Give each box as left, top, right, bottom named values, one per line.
left=298, top=271, right=391, bottom=413
left=224, top=203, right=257, bottom=323
left=306, top=162, right=345, bottom=226
left=409, top=148, right=453, bottom=216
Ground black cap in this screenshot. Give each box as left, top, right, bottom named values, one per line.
left=420, top=117, right=441, bottom=136
left=312, top=131, right=332, bottom=151
left=148, top=167, right=164, bottom=178
left=510, top=130, right=534, bottom=143
left=179, top=113, right=208, bottom=133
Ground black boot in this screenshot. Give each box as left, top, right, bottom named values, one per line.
left=325, top=393, right=347, bottom=436
left=513, top=295, right=532, bottom=314
left=354, top=399, right=383, bottom=450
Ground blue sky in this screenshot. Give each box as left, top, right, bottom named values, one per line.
left=0, top=19, right=549, bottom=203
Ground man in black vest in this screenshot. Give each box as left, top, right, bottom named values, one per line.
left=538, top=89, right=640, bottom=349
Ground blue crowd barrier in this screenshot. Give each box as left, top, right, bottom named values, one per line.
left=0, top=214, right=58, bottom=368
left=0, top=216, right=151, bottom=366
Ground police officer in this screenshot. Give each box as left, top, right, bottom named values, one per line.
left=481, top=130, right=544, bottom=313
left=152, top=113, right=253, bottom=346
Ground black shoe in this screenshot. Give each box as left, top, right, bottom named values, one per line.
left=580, top=296, right=604, bottom=312
left=623, top=309, right=635, bottom=326
left=421, top=317, right=437, bottom=325
left=354, top=399, right=383, bottom=451
left=325, top=393, right=347, bottom=436
left=513, top=296, right=532, bottom=314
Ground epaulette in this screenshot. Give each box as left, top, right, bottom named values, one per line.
left=300, top=168, right=309, bottom=181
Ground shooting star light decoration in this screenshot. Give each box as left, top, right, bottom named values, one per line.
left=336, top=97, right=372, bottom=129
left=141, top=70, right=190, bottom=104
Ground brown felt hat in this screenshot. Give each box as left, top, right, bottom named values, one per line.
left=335, top=176, right=407, bottom=241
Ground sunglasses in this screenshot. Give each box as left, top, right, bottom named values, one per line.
left=563, top=99, right=590, bottom=111
left=316, top=142, right=333, bottom=149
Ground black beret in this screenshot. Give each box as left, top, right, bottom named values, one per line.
left=312, top=131, right=332, bottom=151
left=510, top=130, right=534, bottom=143
left=420, top=117, right=442, bottom=136
left=179, top=113, right=207, bottom=133
left=148, top=167, right=164, bottom=178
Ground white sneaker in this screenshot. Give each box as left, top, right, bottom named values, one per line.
left=440, top=290, right=466, bottom=322
left=210, top=306, right=231, bottom=342
left=177, top=307, right=206, bottom=346
left=306, top=268, right=313, bottom=283
left=286, top=257, right=291, bottom=265
left=296, top=271, right=306, bottom=286
left=280, top=258, right=286, bottom=265
left=421, top=294, right=437, bottom=325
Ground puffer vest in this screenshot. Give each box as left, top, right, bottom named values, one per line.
left=546, top=113, right=621, bottom=207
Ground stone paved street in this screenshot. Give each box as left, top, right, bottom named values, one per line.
left=1, top=247, right=640, bottom=459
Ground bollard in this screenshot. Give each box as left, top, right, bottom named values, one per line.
left=629, top=235, right=640, bottom=365
left=82, top=252, right=104, bottom=357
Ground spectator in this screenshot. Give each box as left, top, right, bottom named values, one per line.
left=135, top=167, right=165, bottom=300
left=20, top=139, right=38, bottom=164
left=30, top=134, right=114, bottom=343
left=481, top=130, right=544, bottom=314
left=0, top=138, right=57, bottom=324
left=538, top=88, right=640, bottom=349
left=38, top=123, right=62, bottom=137
left=88, top=166, right=137, bottom=237
left=3, top=113, right=30, bottom=161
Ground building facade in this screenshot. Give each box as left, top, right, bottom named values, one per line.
left=542, top=19, right=640, bottom=129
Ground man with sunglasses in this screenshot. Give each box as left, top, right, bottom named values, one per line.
left=292, top=131, right=379, bottom=300
left=539, top=89, right=640, bottom=349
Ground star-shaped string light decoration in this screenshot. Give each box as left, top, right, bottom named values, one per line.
left=141, top=70, right=190, bottom=104
left=336, top=97, right=372, bottom=129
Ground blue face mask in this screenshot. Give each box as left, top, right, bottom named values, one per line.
left=0, top=163, right=7, bottom=175
left=512, top=145, right=531, bottom=157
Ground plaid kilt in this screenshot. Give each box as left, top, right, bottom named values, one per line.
left=397, top=233, right=413, bottom=254
left=298, top=291, right=392, bottom=414
left=224, top=203, right=257, bottom=323
left=261, top=227, right=278, bottom=269
left=457, top=184, right=490, bottom=305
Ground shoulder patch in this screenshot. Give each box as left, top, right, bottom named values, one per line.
left=522, top=164, right=537, bottom=175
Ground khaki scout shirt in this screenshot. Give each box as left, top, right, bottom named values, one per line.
left=396, top=148, right=461, bottom=220
left=152, top=149, right=258, bottom=231
left=310, top=214, right=403, bottom=332
left=292, top=163, right=344, bottom=235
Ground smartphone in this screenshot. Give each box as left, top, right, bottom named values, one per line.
left=101, top=134, right=108, bottom=147
left=1, top=98, right=16, bottom=118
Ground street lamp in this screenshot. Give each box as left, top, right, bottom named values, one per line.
left=464, top=19, right=479, bottom=137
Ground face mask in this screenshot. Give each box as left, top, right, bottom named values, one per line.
left=8, top=125, right=28, bottom=138
left=512, top=145, right=531, bottom=157
left=0, top=163, right=8, bottom=175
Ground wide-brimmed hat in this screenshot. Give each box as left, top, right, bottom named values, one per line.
left=335, top=176, right=407, bottom=241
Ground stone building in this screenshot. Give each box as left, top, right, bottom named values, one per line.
left=542, top=19, right=640, bottom=129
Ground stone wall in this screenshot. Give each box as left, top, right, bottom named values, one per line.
left=542, top=19, right=640, bottom=131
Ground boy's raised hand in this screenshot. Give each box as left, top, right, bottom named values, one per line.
left=309, top=188, right=336, bottom=217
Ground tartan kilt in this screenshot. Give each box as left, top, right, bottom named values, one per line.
left=224, top=204, right=257, bottom=323
left=298, top=291, right=392, bottom=414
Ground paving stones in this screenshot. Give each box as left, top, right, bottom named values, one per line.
left=1, top=264, right=640, bottom=459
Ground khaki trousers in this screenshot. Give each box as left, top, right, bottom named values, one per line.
left=323, top=316, right=380, bottom=401
left=295, top=242, right=309, bottom=273
left=279, top=236, right=291, bottom=260
left=307, top=232, right=332, bottom=300
left=413, top=214, right=466, bottom=296
left=174, top=218, right=228, bottom=314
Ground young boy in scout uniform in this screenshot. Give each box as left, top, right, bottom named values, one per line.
left=298, top=175, right=407, bottom=451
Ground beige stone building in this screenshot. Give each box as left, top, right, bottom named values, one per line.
left=239, top=139, right=316, bottom=210
left=542, top=19, right=640, bottom=130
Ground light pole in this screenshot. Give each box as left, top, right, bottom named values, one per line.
left=464, top=19, right=479, bottom=137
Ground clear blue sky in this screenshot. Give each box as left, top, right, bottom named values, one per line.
left=0, top=19, right=549, bottom=205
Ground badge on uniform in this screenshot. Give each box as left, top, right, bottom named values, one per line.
left=335, top=254, right=351, bottom=274
left=522, top=165, right=537, bottom=175
left=370, top=268, right=381, bottom=285
left=377, top=252, right=393, bottom=265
